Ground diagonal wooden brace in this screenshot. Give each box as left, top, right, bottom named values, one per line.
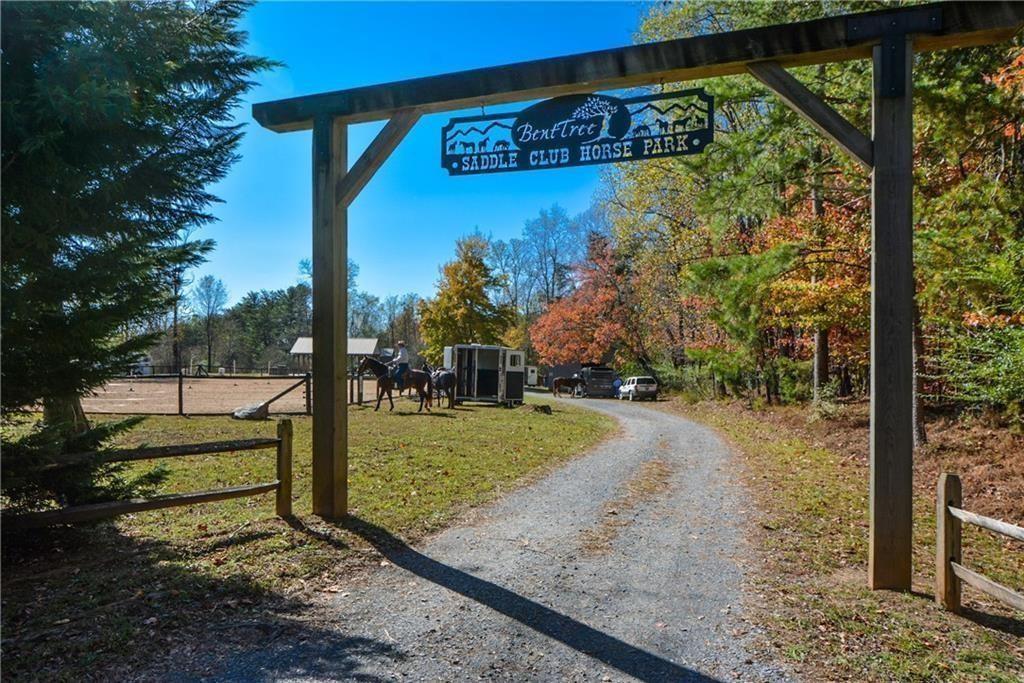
left=747, top=61, right=873, bottom=170
left=336, top=108, right=421, bottom=207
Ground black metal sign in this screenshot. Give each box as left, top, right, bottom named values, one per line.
left=442, top=88, right=713, bottom=176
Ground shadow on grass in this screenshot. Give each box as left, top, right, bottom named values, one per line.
left=330, top=515, right=722, bottom=683
left=958, top=604, right=1024, bottom=638
left=0, top=522, right=401, bottom=682
left=907, top=587, right=1023, bottom=638
left=393, top=410, right=455, bottom=418
left=283, top=515, right=349, bottom=551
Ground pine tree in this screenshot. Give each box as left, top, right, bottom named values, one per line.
left=418, top=236, right=514, bottom=363
left=1, top=1, right=272, bottom=508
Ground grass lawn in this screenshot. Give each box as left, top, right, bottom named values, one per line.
left=2, top=395, right=614, bottom=681
left=663, top=399, right=1023, bottom=682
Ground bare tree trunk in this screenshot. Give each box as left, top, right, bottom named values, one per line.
left=172, top=300, right=181, bottom=373
left=913, top=302, right=928, bottom=447
left=43, top=394, right=90, bottom=437
left=811, top=144, right=830, bottom=403
left=206, top=324, right=213, bottom=370
left=813, top=329, right=829, bottom=399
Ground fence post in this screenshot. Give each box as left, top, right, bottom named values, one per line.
left=936, top=472, right=962, bottom=612
left=358, top=373, right=364, bottom=405
left=276, top=419, right=293, bottom=517
left=178, top=370, right=184, bottom=416
left=305, top=372, right=312, bottom=415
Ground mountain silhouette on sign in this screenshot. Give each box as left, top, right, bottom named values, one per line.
left=446, top=121, right=512, bottom=141
left=629, top=101, right=708, bottom=118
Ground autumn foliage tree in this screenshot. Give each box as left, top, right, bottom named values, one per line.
left=529, top=1, right=1022, bottom=422
left=418, top=235, right=514, bottom=364
left=530, top=234, right=663, bottom=374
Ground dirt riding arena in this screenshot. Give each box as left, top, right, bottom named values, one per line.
left=81, top=375, right=379, bottom=415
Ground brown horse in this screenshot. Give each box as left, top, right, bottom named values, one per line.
left=552, top=376, right=586, bottom=398
left=358, top=355, right=433, bottom=412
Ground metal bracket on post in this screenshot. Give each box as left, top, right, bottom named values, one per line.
left=847, top=6, right=942, bottom=99
left=878, top=34, right=907, bottom=98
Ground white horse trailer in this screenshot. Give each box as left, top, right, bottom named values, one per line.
left=526, top=365, right=538, bottom=387
left=443, top=344, right=525, bottom=406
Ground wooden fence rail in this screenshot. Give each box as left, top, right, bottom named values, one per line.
left=3, top=419, right=294, bottom=530
left=936, top=473, right=1024, bottom=613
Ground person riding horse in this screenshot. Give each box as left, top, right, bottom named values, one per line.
left=389, top=341, right=410, bottom=390
left=358, top=353, right=432, bottom=412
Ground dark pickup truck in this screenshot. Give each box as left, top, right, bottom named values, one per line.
left=579, top=366, right=618, bottom=398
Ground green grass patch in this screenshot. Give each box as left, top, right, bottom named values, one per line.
left=665, top=400, right=1023, bottom=682
left=2, top=396, right=613, bottom=680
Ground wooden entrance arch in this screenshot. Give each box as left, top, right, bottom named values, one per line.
left=252, top=2, right=1024, bottom=590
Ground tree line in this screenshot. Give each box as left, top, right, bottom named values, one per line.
left=144, top=260, right=421, bottom=374
left=415, top=204, right=603, bottom=364
left=525, top=1, right=1023, bottom=433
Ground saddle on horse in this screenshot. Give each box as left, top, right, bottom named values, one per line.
left=389, top=363, right=408, bottom=389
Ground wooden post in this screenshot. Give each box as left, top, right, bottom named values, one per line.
left=304, top=372, right=312, bottom=416
left=936, top=473, right=961, bottom=612
left=311, top=115, right=348, bottom=519
left=276, top=419, right=293, bottom=517
left=358, top=373, right=364, bottom=405
left=868, top=37, right=915, bottom=591
left=178, top=370, right=184, bottom=416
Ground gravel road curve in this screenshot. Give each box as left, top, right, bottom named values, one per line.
left=197, top=398, right=789, bottom=682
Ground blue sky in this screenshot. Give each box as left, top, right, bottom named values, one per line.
left=199, top=1, right=652, bottom=304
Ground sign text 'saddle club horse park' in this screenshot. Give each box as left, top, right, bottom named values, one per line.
left=251, top=2, right=1024, bottom=591
left=441, top=89, right=714, bottom=175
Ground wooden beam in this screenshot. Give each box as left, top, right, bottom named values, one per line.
left=337, top=109, right=420, bottom=207
left=4, top=482, right=280, bottom=529
left=936, top=473, right=962, bottom=612
left=951, top=562, right=1024, bottom=612
left=311, top=115, right=348, bottom=519
left=253, top=2, right=1024, bottom=130
left=948, top=506, right=1024, bottom=542
left=36, top=438, right=280, bottom=470
left=276, top=419, right=293, bottom=517
left=868, top=37, right=914, bottom=591
left=746, top=61, right=873, bottom=169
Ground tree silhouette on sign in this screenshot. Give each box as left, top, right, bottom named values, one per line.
left=573, top=97, right=618, bottom=140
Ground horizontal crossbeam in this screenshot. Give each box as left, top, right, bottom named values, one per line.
left=253, top=2, right=1024, bottom=131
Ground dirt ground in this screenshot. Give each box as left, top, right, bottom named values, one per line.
left=736, top=399, right=1024, bottom=524
left=81, top=376, right=381, bottom=415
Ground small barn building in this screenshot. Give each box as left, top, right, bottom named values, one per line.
left=289, top=337, right=380, bottom=373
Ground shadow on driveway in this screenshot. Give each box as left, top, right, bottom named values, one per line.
left=334, top=516, right=723, bottom=683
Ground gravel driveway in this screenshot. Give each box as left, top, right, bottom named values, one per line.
left=202, top=398, right=788, bottom=682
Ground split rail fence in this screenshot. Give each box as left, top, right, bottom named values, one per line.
left=3, top=420, right=294, bottom=530
left=936, top=473, right=1024, bottom=613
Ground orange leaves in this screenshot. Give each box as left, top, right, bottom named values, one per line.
left=989, top=47, right=1024, bottom=97
left=530, top=240, right=633, bottom=365
left=962, top=311, right=1024, bottom=329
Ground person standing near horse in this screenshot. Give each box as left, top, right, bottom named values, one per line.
left=389, top=341, right=410, bottom=390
